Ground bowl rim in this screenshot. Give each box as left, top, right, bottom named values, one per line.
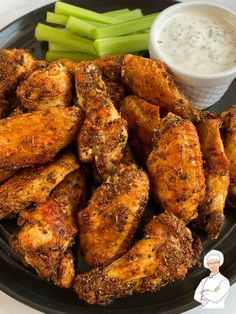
left=149, top=1, right=236, bottom=80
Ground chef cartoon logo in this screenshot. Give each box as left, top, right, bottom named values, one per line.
left=194, top=249, right=230, bottom=309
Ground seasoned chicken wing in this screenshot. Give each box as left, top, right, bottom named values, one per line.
left=0, top=168, right=18, bottom=184
left=74, top=212, right=202, bottom=304
left=194, top=118, right=230, bottom=239
left=120, top=95, right=160, bottom=163
left=17, top=61, right=73, bottom=111
left=0, top=106, right=82, bottom=169
left=78, top=163, right=149, bottom=267
left=75, top=61, right=127, bottom=178
left=0, top=152, right=79, bottom=220
left=0, top=48, right=44, bottom=99
left=147, top=113, right=205, bottom=222
left=10, top=168, right=87, bottom=288
left=221, top=105, right=236, bottom=209
left=121, top=54, right=199, bottom=121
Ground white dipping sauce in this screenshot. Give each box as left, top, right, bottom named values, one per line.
left=157, top=10, right=236, bottom=74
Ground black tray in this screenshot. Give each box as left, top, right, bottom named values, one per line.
left=0, top=1, right=236, bottom=314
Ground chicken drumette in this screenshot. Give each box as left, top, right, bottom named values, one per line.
left=147, top=113, right=205, bottom=222
left=74, top=212, right=202, bottom=304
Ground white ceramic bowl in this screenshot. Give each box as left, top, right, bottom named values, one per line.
left=149, top=2, right=236, bottom=109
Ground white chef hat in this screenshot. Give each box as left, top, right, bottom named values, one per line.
left=203, top=250, right=224, bottom=268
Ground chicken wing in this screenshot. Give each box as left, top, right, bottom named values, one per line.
left=0, top=168, right=18, bottom=184
left=17, top=61, right=73, bottom=112
left=194, top=118, right=230, bottom=239
left=120, top=95, right=160, bottom=163
left=10, top=168, right=87, bottom=288
left=0, top=106, right=82, bottom=169
left=121, top=54, right=200, bottom=121
left=221, top=105, right=236, bottom=209
left=78, top=163, right=149, bottom=267
left=0, top=152, right=79, bottom=220
left=74, top=212, right=202, bottom=304
left=0, top=48, right=44, bottom=99
left=147, top=113, right=205, bottom=222
left=75, top=61, right=127, bottom=178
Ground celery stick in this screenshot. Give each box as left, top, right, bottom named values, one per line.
left=66, top=16, right=96, bottom=39
left=92, top=13, right=158, bottom=39
left=84, top=20, right=106, bottom=27
left=46, top=12, right=68, bottom=26
left=48, top=42, right=78, bottom=52
left=46, top=50, right=95, bottom=62
left=94, top=33, right=149, bottom=56
left=55, top=1, right=120, bottom=24
left=104, top=8, right=130, bottom=17
left=117, top=9, right=143, bottom=22
left=35, top=23, right=97, bottom=55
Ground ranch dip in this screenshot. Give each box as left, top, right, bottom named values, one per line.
left=157, top=10, right=236, bottom=74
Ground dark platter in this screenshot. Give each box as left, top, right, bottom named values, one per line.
left=0, top=0, right=236, bottom=313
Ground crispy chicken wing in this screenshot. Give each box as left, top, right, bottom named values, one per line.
left=221, top=105, right=236, bottom=209
left=147, top=113, right=205, bottom=222
left=121, top=54, right=199, bottom=121
left=74, top=212, right=202, bottom=304
left=10, top=168, right=87, bottom=288
left=0, top=152, right=79, bottom=220
left=0, top=106, right=82, bottom=169
left=17, top=61, right=73, bottom=111
left=78, top=163, right=149, bottom=267
left=75, top=61, right=127, bottom=178
left=0, top=48, right=44, bottom=99
left=194, top=118, right=230, bottom=239
left=120, top=95, right=160, bottom=163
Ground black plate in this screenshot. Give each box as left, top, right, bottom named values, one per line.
left=0, top=1, right=236, bottom=313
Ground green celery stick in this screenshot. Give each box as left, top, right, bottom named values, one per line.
left=104, top=8, right=130, bottom=17
left=92, top=13, right=159, bottom=39
left=117, top=9, right=143, bottom=22
left=46, top=50, right=95, bottom=62
left=66, top=16, right=96, bottom=39
left=35, top=23, right=97, bottom=55
left=55, top=1, right=120, bottom=24
left=94, top=33, right=149, bottom=56
left=46, top=12, right=68, bottom=26
left=84, top=20, right=106, bottom=27
left=48, top=42, right=78, bottom=52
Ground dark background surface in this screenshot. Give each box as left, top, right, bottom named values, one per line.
left=0, top=1, right=236, bottom=314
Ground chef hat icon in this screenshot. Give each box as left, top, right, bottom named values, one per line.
left=203, top=250, right=224, bottom=269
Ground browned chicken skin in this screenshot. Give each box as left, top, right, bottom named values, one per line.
left=221, top=105, right=236, bottom=208
left=147, top=113, right=205, bottom=222
left=78, top=163, right=149, bottom=267
left=120, top=95, right=160, bottom=163
left=0, top=48, right=44, bottom=99
left=0, top=106, right=82, bottom=169
left=0, top=168, right=18, bottom=184
left=75, top=61, right=128, bottom=178
left=0, top=152, right=79, bottom=220
left=17, top=61, right=73, bottom=111
left=74, top=212, right=202, bottom=304
left=121, top=54, right=199, bottom=121
left=10, top=168, right=87, bottom=288
left=194, top=118, right=230, bottom=240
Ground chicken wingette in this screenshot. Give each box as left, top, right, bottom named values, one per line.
left=75, top=61, right=127, bottom=178
left=120, top=95, right=160, bottom=163
left=121, top=54, right=200, bottom=121
left=78, top=163, right=149, bottom=267
left=0, top=106, right=82, bottom=169
left=147, top=113, right=205, bottom=222
left=0, top=152, right=79, bottom=220
left=221, top=105, right=236, bottom=209
left=10, top=169, right=87, bottom=288
left=17, top=61, right=73, bottom=112
left=74, top=212, right=202, bottom=304
left=0, top=48, right=44, bottom=99
left=194, top=118, right=230, bottom=240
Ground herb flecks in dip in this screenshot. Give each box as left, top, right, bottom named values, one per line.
left=158, top=10, right=236, bottom=74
